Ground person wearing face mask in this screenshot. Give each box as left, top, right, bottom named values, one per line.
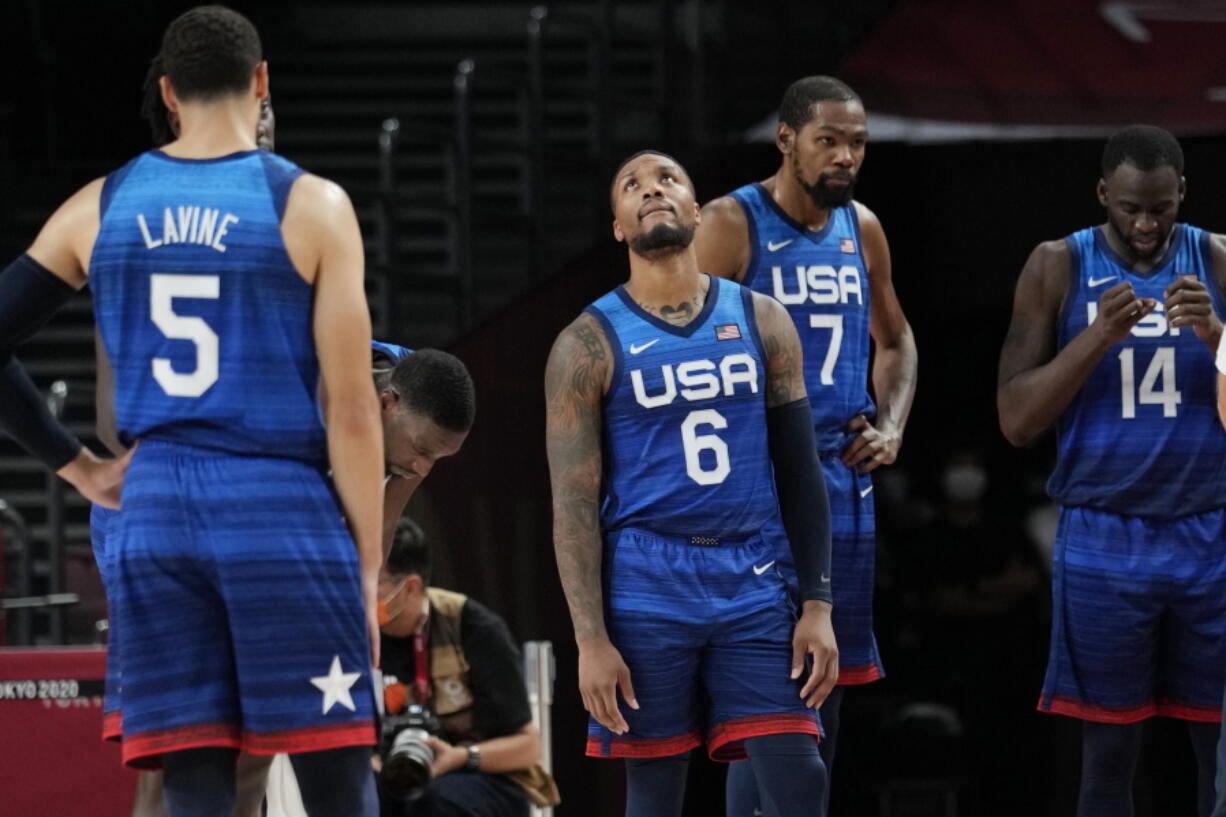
left=375, top=518, right=559, bottom=817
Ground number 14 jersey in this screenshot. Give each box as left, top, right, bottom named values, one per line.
left=1048, top=223, right=1226, bottom=517
left=586, top=276, right=780, bottom=537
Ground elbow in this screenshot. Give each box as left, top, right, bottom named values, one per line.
left=997, top=397, right=1035, bottom=448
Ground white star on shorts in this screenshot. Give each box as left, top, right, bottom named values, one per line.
left=310, top=655, right=361, bottom=715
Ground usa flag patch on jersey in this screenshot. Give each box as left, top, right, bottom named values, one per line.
left=840, top=238, right=856, bottom=254
left=715, top=324, right=741, bottom=341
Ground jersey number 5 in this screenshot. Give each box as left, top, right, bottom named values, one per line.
left=1118, top=346, right=1180, bottom=419
left=150, top=273, right=220, bottom=398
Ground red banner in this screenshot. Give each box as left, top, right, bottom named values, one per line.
left=0, top=648, right=136, bottom=816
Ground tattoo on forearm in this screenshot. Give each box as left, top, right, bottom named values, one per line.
left=546, top=316, right=609, bottom=640
left=762, top=324, right=800, bottom=406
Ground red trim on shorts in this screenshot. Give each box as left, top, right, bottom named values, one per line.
left=1039, top=695, right=1222, bottom=724
left=102, top=710, right=123, bottom=742
left=707, top=713, right=821, bottom=762
left=585, top=730, right=703, bottom=759
left=121, top=720, right=376, bottom=769
left=243, top=721, right=377, bottom=755
left=836, top=664, right=882, bottom=686
left=123, top=723, right=243, bottom=769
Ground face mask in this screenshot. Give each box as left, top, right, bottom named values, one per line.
left=377, top=579, right=409, bottom=627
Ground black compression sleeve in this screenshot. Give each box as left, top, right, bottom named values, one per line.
left=0, top=255, right=83, bottom=470
left=766, top=398, right=833, bottom=604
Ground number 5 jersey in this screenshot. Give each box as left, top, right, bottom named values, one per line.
left=1048, top=223, right=1226, bottom=517
left=90, top=149, right=326, bottom=464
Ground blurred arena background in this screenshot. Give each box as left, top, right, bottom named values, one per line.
left=3, top=1, right=1226, bottom=814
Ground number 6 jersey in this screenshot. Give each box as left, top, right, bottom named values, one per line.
left=1047, top=223, right=1226, bottom=517
left=90, top=149, right=327, bottom=463
left=586, top=275, right=780, bottom=537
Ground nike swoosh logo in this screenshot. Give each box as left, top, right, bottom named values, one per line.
left=767, top=239, right=794, bottom=252
left=752, top=561, right=776, bottom=575
left=629, top=339, right=659, bottom=355
left=1088, top=275, right=1118, bottom=287
left=820, top=574, right=831, bottom=583
left=859, top=485, right=874, bottom=498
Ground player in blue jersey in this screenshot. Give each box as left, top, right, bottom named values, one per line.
left=999, top=125, right=1226, bottom=816
left=546, top=150, right=838, bottom=817
left=0, top=7, right=385, bottom=816
left=694, top=75, right=916, bottom=813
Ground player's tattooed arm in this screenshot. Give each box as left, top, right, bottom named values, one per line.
left=753, top=293, right=808, bottom=407
left=545, top=312, right=611, bottom=641
left=693, top=196, right=751, bottom=282
left=998, top=239, right=1154, bottom=446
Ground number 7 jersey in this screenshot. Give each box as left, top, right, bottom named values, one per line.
left=1047, top=223, right=1226, bottom=517
left=729, top=183, right=874, bottom=452
left=587, top=275, right=780, bottom=536
left=90, top=149, right=328, bottom=463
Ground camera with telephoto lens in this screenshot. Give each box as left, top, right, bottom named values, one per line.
left=380, top=704, right=442, bottom=800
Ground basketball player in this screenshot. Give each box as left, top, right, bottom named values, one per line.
left=546, top=150, right=837, bottom=817
left=998, top=125, right=1226, bottom=816
left=0, top=7, right=382, bottom=816
left=693, top=75, right=916, bottom=811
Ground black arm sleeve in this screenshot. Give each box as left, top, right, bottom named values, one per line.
left=766, top=397, right=833, bottom=604
left=0, top=255, right=83, bottom=470
left=460, top=599, right=533, bottom=739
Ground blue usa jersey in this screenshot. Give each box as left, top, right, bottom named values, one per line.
left=730, top=184, right=874, bottom=452
left=90, top=149, right=326, bottom=463
left=1047, top=224, right=1226, bottom=517
left=587, top=276, right=779, bottom=536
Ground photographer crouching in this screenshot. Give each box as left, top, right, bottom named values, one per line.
left=376, top=519, right=560, bottom=817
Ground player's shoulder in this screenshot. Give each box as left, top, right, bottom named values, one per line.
left=553, top=309, right=610, bottom=352
left=1025, top=238, right=1073, bottom=276
left=700, top=193, right=748, bottom=226
left=747, top=287, right=792, bottom=331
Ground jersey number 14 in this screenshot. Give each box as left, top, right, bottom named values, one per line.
left=1118, top=346, right=1180, bottom=419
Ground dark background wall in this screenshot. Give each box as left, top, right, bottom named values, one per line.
left=2, top=1, right=1223, bottom=815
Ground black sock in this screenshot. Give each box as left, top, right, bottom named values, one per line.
left=161, top=747, right=238, bottom=817
left=624, top=752, right=690, bottom=817
left=290, top=745, right=378, bottom=817
left=1078, top=721, right=1142, bottom=817
left=743, top=732, right=827, bottom=817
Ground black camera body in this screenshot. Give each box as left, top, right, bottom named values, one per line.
left=380, top=704, right=443, bottom=800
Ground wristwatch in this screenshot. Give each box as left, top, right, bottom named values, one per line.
left=465, top=744, right=482, bottom=770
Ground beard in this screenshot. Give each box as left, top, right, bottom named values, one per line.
left=797, top=169, right=857, bottom=209
left=629, top=221, right=695, bottom=260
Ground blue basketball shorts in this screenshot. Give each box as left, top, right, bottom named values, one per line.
left=109, top=440, right=377, bottom=768
left=1039, top=505, right=1226, bottom=723
left=586, top=527, right=821, bottom=762
left=773, top=454, right=882, bottom=685
left=89, top=503, right=123, bottom=740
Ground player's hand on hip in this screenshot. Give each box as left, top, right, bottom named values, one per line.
left=1093, top=281, right=1157, bottom=346
left=57, top=445, right=135, bottom=510
left=792, top=601, right=838, bottom=709
left=577, top=636, right=638, bottom=735
left=1165, top=275, right=1222, bottom=349
left=841, top=415, right=899, bottom=474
